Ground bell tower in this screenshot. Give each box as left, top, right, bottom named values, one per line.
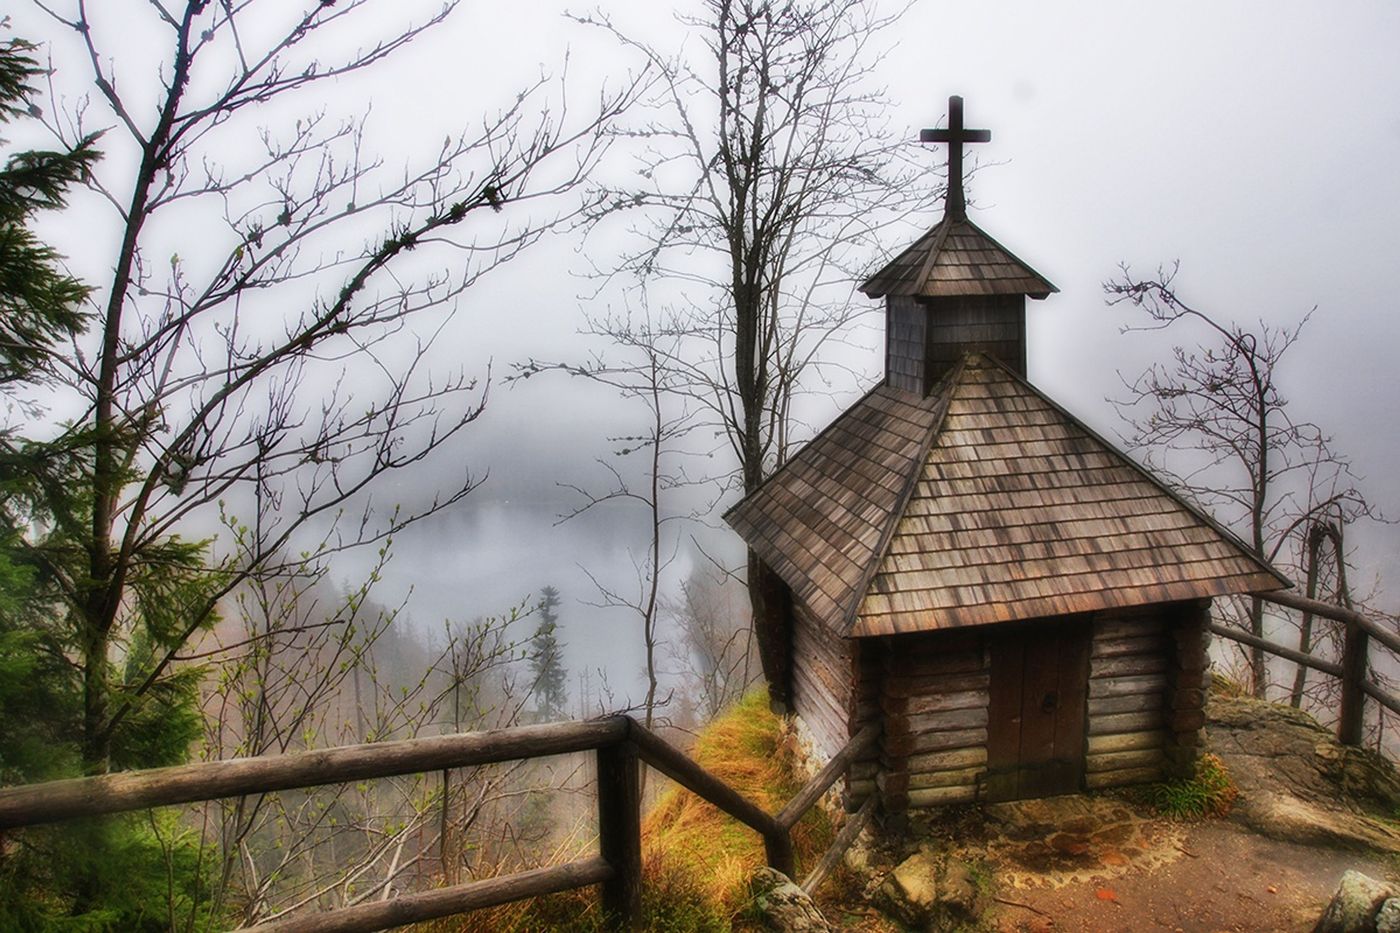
left=861, top=96, right=1056, bottom=394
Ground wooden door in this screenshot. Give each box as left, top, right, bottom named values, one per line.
left=985, top=621, right=1091, bottom=802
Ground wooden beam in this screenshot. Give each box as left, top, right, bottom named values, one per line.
left=236, top=857, right=613, bottom=933
left=0, top=717, right=629, bottom=830
left=1261, top=591, right=1400, bottom=656
left=1207, top=623, right=1343, bottom=678
left=774, top=723, right=880, bottom=831
left=802, top=795, right=877, bottom=895
left=596, top=742, right=642, bottom=928
left=628, top=723, right=781, bottom=839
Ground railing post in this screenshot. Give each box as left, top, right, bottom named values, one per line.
left=764, top=828, right=795, bottom=878
left=596, top=739, right=642, bottom=929
left=1339, top=619, right=1369, bottom=747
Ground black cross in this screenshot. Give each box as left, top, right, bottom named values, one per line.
left=920, top=95, right=990, bottom=220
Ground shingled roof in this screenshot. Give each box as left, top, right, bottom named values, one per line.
left=860, top=216, right=1058, bottom=300
left=725, top=354, right=1288, bottom=638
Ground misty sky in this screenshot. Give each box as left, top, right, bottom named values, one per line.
left=13, top=1, right=1400, bottom=709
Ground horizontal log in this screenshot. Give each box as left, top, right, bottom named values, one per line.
left=901, top=706, right=990, bottom=733
left=881, top=671, right=990, bottom=699
left=906, top=746, right=987, bottom=773
left=907, top=785, right=978, bottom=808
left=1088, top=710, right=1165, bottom=736
left=1088, top=693, right=1163, bottom=717
left=1087, top=731, right=1168, bottom=755
left=890, top=689, right=989, bottom=717
left=883, top=727, right=987, bottom=758
left=1088, top=674, right=1167, bottom=699
left=1261, top=591, right=1400, bottom=657
left=629, top=725, right=781, bottom=839
left=906, top=766, right=985, bottom=790
left=1085, top=749, right=1166, bottom=774
left=1093, top=616, right=1167, bottom=640
left=885, top=654, right=986, bottom=680
left=1085, top=766, right=1162, bottom=790
left=1361, top=680, right=1400, bottom=717
left=237, top=857, right=614, bottom=933
left=1090, top=654, right=1168, bottom=679
left=1092, top=635, right=1169, bottom=659
left=0, top=717, right=629, bottom=830
left=1207, top=623, right=1344, bottom=678
left=776, top=723, right=880, bottom=831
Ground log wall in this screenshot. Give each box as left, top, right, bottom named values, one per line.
left=1084, top=600, right=1210, bottom=788
left=790, top=599, right=882, bottom=808
left=876, top=631, right=990, bottom=814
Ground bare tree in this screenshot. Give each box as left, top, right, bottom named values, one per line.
left=11, top=0, right=637, bottom=773
left=664, top=563, right=757, bottom=721
left=517, top=313, right=704, bottom=733
left=189, top=541, right=546, bottom=927
left=578, top=0, right=941, bottom=705
left=1107, top=265, right=1385, bottom=697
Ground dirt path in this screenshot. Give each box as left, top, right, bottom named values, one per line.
left=991, top=819, right=1391, bottom=933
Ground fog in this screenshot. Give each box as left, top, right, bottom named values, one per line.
left=13, top=0, right=1400, bottom=709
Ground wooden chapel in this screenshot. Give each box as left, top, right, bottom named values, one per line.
left=725, top=97, right=1288, bottom=816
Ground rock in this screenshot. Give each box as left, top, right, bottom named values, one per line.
left=876, top=850, right=989, bottom=930
left=1313, top=870, right=1393, bottom=933
left=879, top=851, right=940, bottom=926
left=1209, top=696, right=1400, bottom=853
left=750, top=867, right=831, bottom=933
left=1378, top=898, right=1400, bottom=933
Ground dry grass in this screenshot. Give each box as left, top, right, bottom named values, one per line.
left=423, top=690, right=865, bottom=931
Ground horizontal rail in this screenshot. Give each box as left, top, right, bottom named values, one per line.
left=1361, top=680, right=1400, bottom=718
left=1261, top=591, right=1400, bottom=656
left=1208, top=623, right=1344, bottom=678
left=237, top=857, right=614, bottom=933
left=776, top=722, right=880, bottom=831
left=0, top=717, right=628, bottom=830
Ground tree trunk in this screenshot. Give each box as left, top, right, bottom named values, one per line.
left=748, top=550, right=791, bottom=712
left=1289, top=528, right=1323, bottom=708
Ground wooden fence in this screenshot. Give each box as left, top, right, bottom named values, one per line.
left=0, top=715, right=879, bottom=933
left=1219, top=591, right=1400, bottom=747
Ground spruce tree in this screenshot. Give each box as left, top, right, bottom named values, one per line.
left=529, top=585, right=569, bottom=721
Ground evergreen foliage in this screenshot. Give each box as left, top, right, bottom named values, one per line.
left=530, top=585, right=569, bottom=720
left=0, top=35, right=219, bottom=930
left=0, top=37, right=98, bottom=389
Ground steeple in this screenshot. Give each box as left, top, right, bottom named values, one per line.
left=861, top=95, right=1056, bottom=395
left=919, top=95, right=989, bottom=221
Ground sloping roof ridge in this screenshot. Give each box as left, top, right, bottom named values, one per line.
left=957, top=217, right=1060, bottom=296
left=721, top=381, right=890, bottom=525
left=835, top=360, right=966, bottom=636
left=974, top=353, right=1291, bottom=590
left=857, top=218, right=945, bottom=297
left=912, top=213, right=956, bottom=295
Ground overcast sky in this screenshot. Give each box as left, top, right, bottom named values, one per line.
left=14, top=1, right=1400, bottom=708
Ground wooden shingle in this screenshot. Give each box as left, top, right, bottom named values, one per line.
left=725, top=354, right=1288, bottom=640
left=860, top=217, right=1058, bottom=300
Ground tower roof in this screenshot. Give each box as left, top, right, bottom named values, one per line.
left=725, top=354, right=1287, bottom=638
left=860, top=215, right=1057, bottom=300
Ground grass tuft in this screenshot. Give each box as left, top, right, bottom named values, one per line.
left=1144, top=752, right=1238, bottom=819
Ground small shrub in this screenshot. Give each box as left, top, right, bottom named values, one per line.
left=1146, top=753, right=1238, bottom=819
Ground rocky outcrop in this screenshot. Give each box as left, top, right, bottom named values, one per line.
left=1314, top=870, right=1396, bottom=932
left=750, top=867, right=831, bottom=933
left=1209, top=696, right=1400, bottom=852
left=876, top=849, right=988, bottom=930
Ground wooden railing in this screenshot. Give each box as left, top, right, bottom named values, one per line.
left=1216, top=591, right=1400, bottom=747
left=0, top=715, right=879, bottom=932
